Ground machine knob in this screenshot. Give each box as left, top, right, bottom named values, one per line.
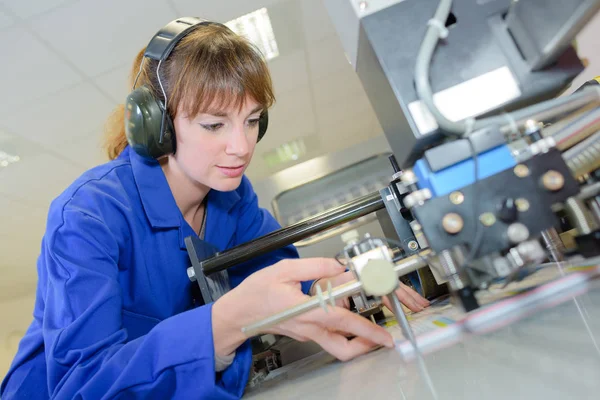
left=497, top=198, right=518, bottom=223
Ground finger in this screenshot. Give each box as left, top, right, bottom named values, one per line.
left=303, top=325, right=384, bottom=362
left=313, top=307, right=394, bottom=349
left=275, top=258, right=346, bottom=283
left=391, top=287, right=423, bottom=312
left=398, top=283, right=430, bottom=307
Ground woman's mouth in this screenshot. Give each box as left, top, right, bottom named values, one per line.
left=216, top=164, right=246, bottom=178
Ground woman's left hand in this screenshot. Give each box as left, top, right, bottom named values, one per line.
left=310, top=270, right=430, bottom=313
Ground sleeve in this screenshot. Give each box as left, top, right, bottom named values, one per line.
left=43, top=210, right=252, bottom=400
left=227, top=177, right=313, bottom=294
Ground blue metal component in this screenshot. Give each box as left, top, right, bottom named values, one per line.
left=414, top=145, right=516, bottom=197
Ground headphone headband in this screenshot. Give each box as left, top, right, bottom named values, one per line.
left=144, top=17, right=210, bottom=61
left=125, top=17, right=269, bottom=160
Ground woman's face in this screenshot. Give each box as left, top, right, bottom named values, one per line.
left=171, top=97, right=262, bottom=192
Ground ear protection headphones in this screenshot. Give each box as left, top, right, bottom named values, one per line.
left=124, top=17, right=269, bottom=160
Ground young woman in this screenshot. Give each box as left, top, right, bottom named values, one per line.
left=1, top=18, right=428, bottom=399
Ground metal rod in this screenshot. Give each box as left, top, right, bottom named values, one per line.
left=193, top=192, right=385, bottom=277
left=242, top=280, right=363, bottom=337
left=388, top=292, right=417, bottom=345
left=541, top=228, right=566, bottom=262
left=577, top=182, right=600, bottom=201
left=241, top=251, right=431, bottom=336
left=499, top=87, right=600, bottom=136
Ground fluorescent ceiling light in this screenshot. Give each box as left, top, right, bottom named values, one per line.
left=0, top=150, right=20, bottom=167
left=263, top=138, right=309, bottom=168
left=226, top=8, right=279, bottom=61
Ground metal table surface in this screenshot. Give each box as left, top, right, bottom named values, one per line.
left=245, top=283, right=600, bottom=400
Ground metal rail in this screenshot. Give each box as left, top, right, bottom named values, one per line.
left=188, top=192, right=386, bottom=279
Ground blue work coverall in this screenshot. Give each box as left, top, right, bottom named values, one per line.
left=1, top=146, right=308, bottom=399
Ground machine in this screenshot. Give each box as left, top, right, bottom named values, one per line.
left=184, top=0, right=600, bottom=388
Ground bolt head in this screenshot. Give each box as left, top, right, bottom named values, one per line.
left=515, top=198, right=530, bottom=212
left=507, top=222, right=530, bottom=244
left=479, top=212, right=496, bottom=227
left=442, top=213, right=464, bottom=234
left=408, top=240, right=419, bottom=251
left=514, top=164, right=530, bottom=178
left=541, top=170, right=565, bottom=191
left=449, top=191, right=465, bottom=205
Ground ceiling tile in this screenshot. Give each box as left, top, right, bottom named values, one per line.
left=1, top=0, right=73, bottom=19
left=0, top=82, right=116, bottom=148
left=172, top=0, right=284, bottom=23
left=306, top=34, right=352, bottom=81
left=315, top=90, right=373, bottom=129
left=35, top=0, right=177, bottom=77
left=0, top=152, right=85, bottom=208
left=0, top=6, right=15, bottom=30
left=268, top=49, right=309, bottom=96
left=0, top=26, right=82, bottom=111
left=300, top=0, right=336, bottom=43
left=311, top=68, right=365, bottom=109
left=261, top=86, right=316, bottom=148
left=93, top=64, right=132, bottom=104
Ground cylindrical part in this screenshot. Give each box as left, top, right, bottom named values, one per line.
left=589, top=197, right=600, bottom=227
left=242, top=280, right=363, bottom=337
left=563, top=131, right=600, bottom=178
left=389, top=155, right=401, bottom=173
left=577, top=181, right=600, bottom=201
left=500, top=87, right=600, bottom=137
left=241, top=250, right=430, bottom=336
left=565, top=197, right=599, bottom=235
left=197, top=192, right=385, bottom=276
left=387, top=292, right=418, bottom=346
left=541, top=228, right=566, bottom=262
left=550, top=107, right=600, bottom=151
left=438, top=250, right=464, bottom=290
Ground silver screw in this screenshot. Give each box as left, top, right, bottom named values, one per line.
left=514, top=164, right=530, bottom=178
left=507, top=222, right=530, bottom=244
left=449, top=191, right=465, bottom=205
left=442, top=213, right=464, bottom=234
left=515, top=198, right=530, bottom=212
left=479, top=212, right=496, bottom=227
left=541, top=170, right=565, bottom=191
left=408, top=240, right=419, bottom=251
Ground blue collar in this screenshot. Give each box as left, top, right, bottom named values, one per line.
left=125, top=146, right=242, bottom=233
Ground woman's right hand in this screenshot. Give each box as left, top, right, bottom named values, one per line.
left=211, top=258, right=394, bottom=362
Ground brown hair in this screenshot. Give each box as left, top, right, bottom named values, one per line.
left=103, top=22, right=275, bottom=160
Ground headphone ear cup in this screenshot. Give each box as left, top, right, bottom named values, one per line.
left=124, top=86, right=175, bottom=159
left=257, top=110, right=268, bottom=142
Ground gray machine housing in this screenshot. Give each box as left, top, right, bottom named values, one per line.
left=328, top=0, right=588, bottom=167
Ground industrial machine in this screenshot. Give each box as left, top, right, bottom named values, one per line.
left=185, top=0, right=600, bottom=387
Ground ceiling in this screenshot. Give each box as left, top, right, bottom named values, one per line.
left=0, top=0, right=384, bottom=300
left=0, top=0, right=599, bottom=302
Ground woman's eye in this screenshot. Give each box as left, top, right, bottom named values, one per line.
left=248, top=118, right=260, bottom=127
left=201, top=123, right=223, bottom=132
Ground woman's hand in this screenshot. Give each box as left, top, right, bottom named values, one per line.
left=212, top=258, right=394, bottom=362
left=310, top=270, right=430, bottom=312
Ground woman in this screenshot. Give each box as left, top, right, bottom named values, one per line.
left=1, top=18, right=428, bottom=399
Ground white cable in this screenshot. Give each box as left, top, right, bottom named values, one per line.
left=315, top=284, right=328, bottom=313
left=502, top=112, right=519, bottom=136
left=156, top=59, right=168, bottom=111
left=132, top=57, right=146, bottom=89
left=327, top=281, right=335, bottom=308
left=427, top=18, right=449, bottom=39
